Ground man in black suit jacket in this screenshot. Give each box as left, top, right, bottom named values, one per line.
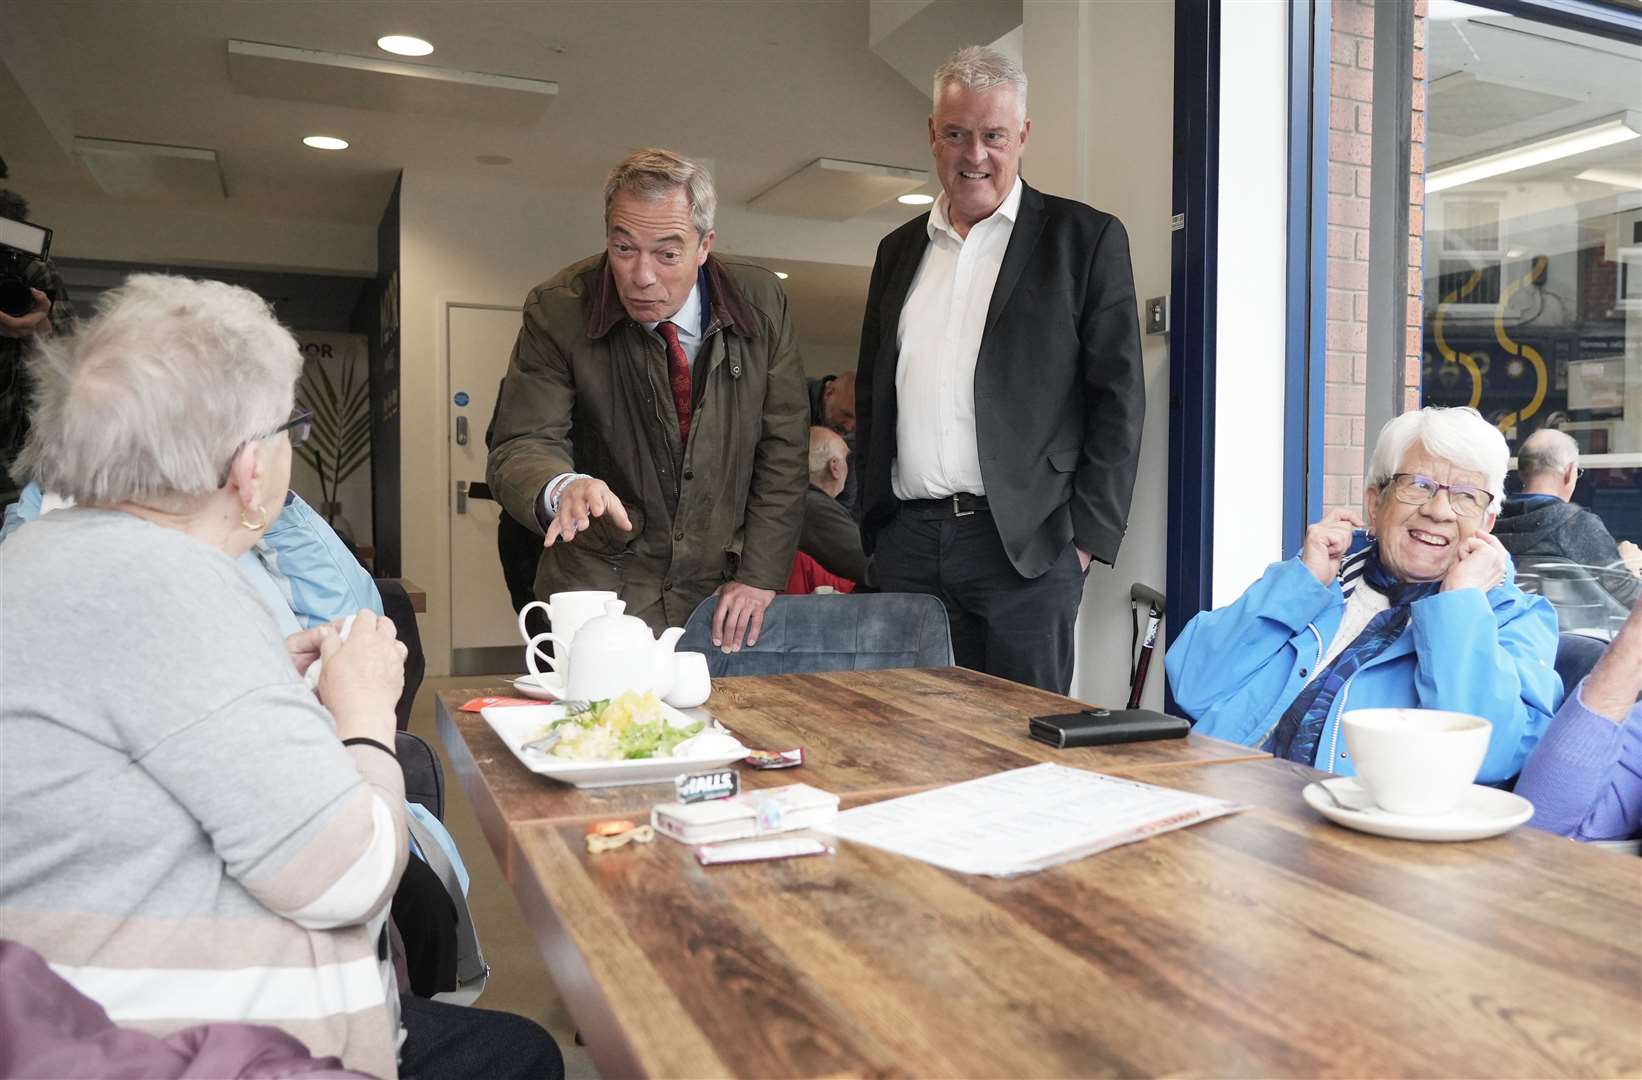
left=856, top=46, right=1144, bottom=694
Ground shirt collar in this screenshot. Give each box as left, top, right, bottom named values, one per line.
left=927, top=175, right=1024, bottom=242
left=642, top=275, right=704, bottom=338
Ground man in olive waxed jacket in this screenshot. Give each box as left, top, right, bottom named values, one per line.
left=487, top=149, right=807, bottom=648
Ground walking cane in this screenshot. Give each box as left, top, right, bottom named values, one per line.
left=1127, top=582, right=1165, bottom=710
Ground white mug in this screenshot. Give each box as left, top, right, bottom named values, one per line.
left=518, top=589, right=617, bottom=670
left=664, top=652, right=712, bottom=709
left=1341, top=707, right=1491, bottom=816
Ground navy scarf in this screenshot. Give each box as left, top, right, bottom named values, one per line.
left=1262, top=541, right=1439, bottom=764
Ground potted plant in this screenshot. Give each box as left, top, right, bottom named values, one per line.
left=295, top=352, right=370, bottom=542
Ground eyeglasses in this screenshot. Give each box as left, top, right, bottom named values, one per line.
left=271, top=406, right=314, bottom=449
left=217, top=407, right=314, bottom=487
left=1386, top=473, right=1494, bottom=519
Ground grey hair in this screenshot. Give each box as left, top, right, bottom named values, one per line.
left=1516, top=426, right=1578, bottom=481
left=932, top=46, right=1028, bottom=115
left=1365, top=406, right=1509, bottom=512
left=604, top=148, right=716, bottom=239
left=17, top=274, right=300, bottom=509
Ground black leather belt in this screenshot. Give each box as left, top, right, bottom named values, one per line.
left=899, top=492, right=988, bottom=518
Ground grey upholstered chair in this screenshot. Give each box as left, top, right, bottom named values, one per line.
left=677, top=592, right=954, bottom=677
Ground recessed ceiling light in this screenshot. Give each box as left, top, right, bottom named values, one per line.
left=303, top=135, right=349, bottom=151
left=773, top=271, right=790, bottom=280
left=898, top=193, right=935, bottom=205
left=377, top=35, right=434, bottom=57
left=475, top=154, right=513, bottom=166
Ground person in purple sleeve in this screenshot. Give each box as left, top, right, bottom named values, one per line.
left=1516, top=601, right=1642, bottom=842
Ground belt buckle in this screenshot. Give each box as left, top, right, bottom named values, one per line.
left=952, top=493, right=973, bottom=518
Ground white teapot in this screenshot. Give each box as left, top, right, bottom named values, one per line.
left=532, top=599, right=685, bottom=702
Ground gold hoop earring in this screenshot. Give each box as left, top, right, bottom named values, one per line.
left=240, top=504, right=268, bottom=531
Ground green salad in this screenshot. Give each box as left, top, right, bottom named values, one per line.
left=535, top=691, right=703, bottom=760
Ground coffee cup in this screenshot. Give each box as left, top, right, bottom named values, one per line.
left=1340, top=707, right=1491, bottom=816
left=664, top=652, right=712, bottom=709
left=518, top=590, right=617, bottom=670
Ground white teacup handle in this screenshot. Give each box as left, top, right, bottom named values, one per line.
left=526, top=631, right=571, bottom=678
left=518, top=600, right=553, bottom=646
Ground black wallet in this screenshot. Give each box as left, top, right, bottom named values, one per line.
left=1028, top=707, right=1190, bottom=749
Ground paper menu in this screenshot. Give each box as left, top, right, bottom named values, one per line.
left=816, top=763, right=1245, bottom=878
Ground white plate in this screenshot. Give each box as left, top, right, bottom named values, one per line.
left=1302, top=776, right=1534, bottom=842
left=479, top=703, right=747, bottom=788
left=511, top=672, right=567, bottom=701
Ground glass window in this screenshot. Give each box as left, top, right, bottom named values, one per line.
left=1421, top=3, right=1641, bottom=623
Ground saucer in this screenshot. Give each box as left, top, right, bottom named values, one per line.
left=1302, top=776, right=1533, bottom=842
left=511, top=671, right=567, bottom=701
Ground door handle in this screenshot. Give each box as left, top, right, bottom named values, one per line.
left=455, top=415, right=469, bottom=447
left=456, top=480, right=468, bottom=515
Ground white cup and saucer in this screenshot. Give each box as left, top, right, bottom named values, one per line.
left=512, top=590, right=616, bottom=701
left=1301, top=708, right=1534, bottom=842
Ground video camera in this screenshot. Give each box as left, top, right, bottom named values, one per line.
left=0, top=217, right=53, bottom=318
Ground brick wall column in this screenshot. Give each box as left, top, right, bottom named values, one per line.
left=1323, top=0, right=1426, bottom=513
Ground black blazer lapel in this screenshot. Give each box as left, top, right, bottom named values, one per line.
left=982, top=183, right=1046, bottom=343
left=879, top=224, right=930, bottom=370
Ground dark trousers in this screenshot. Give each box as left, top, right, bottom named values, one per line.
left=873, top=503, right=1086, bottom=694
left=399, top=993, right=564, bottom=1080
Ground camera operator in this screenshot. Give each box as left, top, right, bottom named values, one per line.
left=1, top=156, right=74, bottom=509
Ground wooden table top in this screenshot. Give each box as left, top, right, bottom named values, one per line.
left=435, top=667, right=1269, bottom=880
left=509, top=754, right=1642, bottom=1078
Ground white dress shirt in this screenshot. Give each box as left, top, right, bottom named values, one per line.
left=892, top=176, right=1022, bottom=501
left=642, top=277, right=705, bottom=364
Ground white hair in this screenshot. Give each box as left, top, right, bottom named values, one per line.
left=807, top=425, right=845, bottom=484
left=604, top=148, right=717, bottom=239
left=1365, top=406, right=1508, bottom=512
left=17, top=274, right=300, bottom=508
left=932, top=46, right=1028, bottom=117
left=1516, top=426, right=1578, bottom=481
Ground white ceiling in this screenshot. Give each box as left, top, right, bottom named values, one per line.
left=0, top=0, right=941, bottom=350
left=1, top=0, right=940, bottom=223
left=1426, top=7, right=1641, bottom=180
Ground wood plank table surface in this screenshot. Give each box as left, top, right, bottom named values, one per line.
left=435, top=667, right=1270, bottom=880
left=509, top=753, right=1642, bottom=1079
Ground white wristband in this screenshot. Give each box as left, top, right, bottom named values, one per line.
left=545, top=472, right=592, bottom=516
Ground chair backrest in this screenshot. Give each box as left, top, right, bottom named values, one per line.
left=677, top=592, right=953, bottom=677
left=396, top=730, right=445, bottom=821
left=375, top=578, right=427, bottom=731
left=1514, top=556, right=1630, bottom=638
left=1553, top=631, right=1610, bottom=696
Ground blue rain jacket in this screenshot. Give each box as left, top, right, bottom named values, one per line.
left=1164, top=552, right=1562, bottom=782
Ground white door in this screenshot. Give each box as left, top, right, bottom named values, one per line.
left=447, top=303, right=527, bottom=675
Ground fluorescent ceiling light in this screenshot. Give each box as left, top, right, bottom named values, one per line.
left=303, top=135, right=349, bottom=150
left=773, top=271, right=790, bottom=280
left=1426, top=0, right=1498, bottom=21
left=377, top=35, right=433, bottom=57
left=1427, top=113, right=1640, bottom=193
left=898, top=193, right=935, bottom=205
left=1575, top=167, right=1642, bottom=189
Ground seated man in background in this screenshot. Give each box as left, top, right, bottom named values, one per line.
left=487, top=148, right=807, bottom=652
left=1493, top=426, right=1640, bottom=610
left=1166, top=406, right=1560, bottom=784
left=788, top=425, right=868, bottom=594
left=808, top=369, right=859, bottom=513
left=1516, top=599, right=1642, bottom=843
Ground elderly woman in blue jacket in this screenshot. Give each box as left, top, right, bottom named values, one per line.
left=1166, top=406, right=1561, bottom=783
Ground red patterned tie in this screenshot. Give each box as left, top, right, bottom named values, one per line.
left=657, top=321, right=692, bottom=444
